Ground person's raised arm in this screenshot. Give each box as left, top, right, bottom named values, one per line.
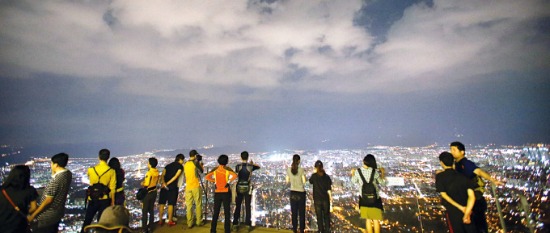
left=473, top=168, right=504, bottom=186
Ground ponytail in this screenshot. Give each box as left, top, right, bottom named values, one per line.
left=291, top=154, right=300, bottom=175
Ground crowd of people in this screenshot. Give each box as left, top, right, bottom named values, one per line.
left=0, top=141, right=506, bottom=233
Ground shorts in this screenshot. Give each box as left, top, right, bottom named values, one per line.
left=360, top=207, right=383, bottom=220
left=158, top=188, right=179, bottom=205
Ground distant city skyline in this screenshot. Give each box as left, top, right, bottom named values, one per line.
left=1, top=0, right=549, bottom=154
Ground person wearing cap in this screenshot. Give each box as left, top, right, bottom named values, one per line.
left=83, top=205, right=133, bottom=233
left=184, top=150, right=205, bottom=229
left=309, top=160, right=332, bottom=233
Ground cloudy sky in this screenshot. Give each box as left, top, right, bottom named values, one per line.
left=1, top=0, right=549, bottom=155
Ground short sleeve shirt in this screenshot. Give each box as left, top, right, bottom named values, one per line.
left=184, top=161, right=200, bottom=189
left=455, top=158, right=479, bottom=179
left=435, top=169, right=476, bottom=210
left=163, top=162, right=183, bottom=189
left=309, top=173, right=332, bottom=202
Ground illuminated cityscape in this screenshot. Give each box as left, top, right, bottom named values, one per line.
left=0, top=144, right=548, bottom=233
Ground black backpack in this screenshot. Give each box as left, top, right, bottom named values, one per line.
left=357, top=168, right=377, bottom=206
left=87, top=167, right=111, bottom=201
left=236, top=163, right=252, bottom=194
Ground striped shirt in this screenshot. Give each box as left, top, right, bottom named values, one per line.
left=36, top=169, right=72, bottom=227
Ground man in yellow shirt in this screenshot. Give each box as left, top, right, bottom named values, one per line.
left=184, top=150, right=204, bottom=229
left=81, top=149, right=116, bottom=232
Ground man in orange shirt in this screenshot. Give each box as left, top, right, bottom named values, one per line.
left=205, top=154, right=237, bottom=233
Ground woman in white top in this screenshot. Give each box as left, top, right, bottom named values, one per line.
left=286, top=154, right=306, bottom=233
left=351, top=154, right=386, bottom=233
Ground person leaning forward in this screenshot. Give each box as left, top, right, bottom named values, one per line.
left=81, top=149, right=116, bottom=233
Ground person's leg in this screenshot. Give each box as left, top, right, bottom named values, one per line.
left=323, top=201, right=331, bottom=233
left=473, top=198, right=488, bottom=233
left=211, top=193, right=222, bottom=233
left=223, top=193, right=232, bottom=233
left=233, top=193, right=244, bottom=225
left=96, top=199, right=110, bottom=221
left=314, top=203, right=324, bottom=233
left=366, top=219, right=373, bottom=233
left=148, top=192, right=157, bottom=229
left=298, top=192, right=306, bottom=233
left=142, top=194, right=151, bottom=228
left=290, top=193, right=298, bottom=232
left=185, top=188, right=194, bottom=227
left=194, top=187, right=203, bottom=225
left=373, top=220, right=381, bottom=233
left=158, top=204, right=165, bottom=224
left=81, top=200, right=99, bottom=232
left=244, top=193, right=252, bottom=226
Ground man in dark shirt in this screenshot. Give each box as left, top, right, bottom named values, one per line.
left=451, top=141, right=504, bottom=233
left=158, top=153, right=184, bottom=226
left=309, top=160, right=333, bottom=233
left=232, top=151, right=260, bottom=232
left=436, top=152, right=477, bottom=233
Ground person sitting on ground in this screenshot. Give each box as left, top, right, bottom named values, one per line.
left=83, top=205, right=133, bottom=233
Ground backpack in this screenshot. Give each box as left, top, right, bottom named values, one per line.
left=236, top=163, right=252, bottom=194
left=87, top=167, right=112, bottom=201
left=357, top=168, right=377, bottom=206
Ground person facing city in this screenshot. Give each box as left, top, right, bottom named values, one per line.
left=82, top=148, right=117, bottom=232
left=158, top=153, right=184, bottom=226
left=184, top=149, right=205, bottom=229
left=0, top=165, right=38, bottom=233
left=232, top=151, right=261, bottom=232
left=309, top=160, right=332, bottom=233
left=435, top=152, right=477, bottom=233
left=141, top=157, right=159, bottom=233
left=29, top=153, right=73, bottom=233
left=286, top=154, right=306, bottom=233
left=108, top=157, right=126, bottom=206
left=205, top=154, right=237, bottom=233
left=450, top=141, right=504, bottom=233
left=351, top=154, right=386, bottom=233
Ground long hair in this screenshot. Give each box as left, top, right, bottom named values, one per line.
left=315, top=160, right=325, bottom=176
left=2, top=165, right=31, bottom=190
left=108, top=157, right=121, bottom=170
left=363, top=154, right=378, bottom=169
left=291, top=154, right=301, bottom=175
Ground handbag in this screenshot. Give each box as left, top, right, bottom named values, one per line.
left=2, top=188, right=32, bottom=233
left=136, top=187, right=148, bottom=200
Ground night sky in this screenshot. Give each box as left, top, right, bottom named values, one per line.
left=1, top=0, right=549, bottom=156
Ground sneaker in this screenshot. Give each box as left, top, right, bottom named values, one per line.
left=232, top=225, right=239, bottom=231
left=167, top=221, right=177, bottom=227
left=158, top=220, right=164, bottom=226
left=248, top=226, right=254, bottom=232
left=197, top=222, right=206, bottom=227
